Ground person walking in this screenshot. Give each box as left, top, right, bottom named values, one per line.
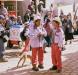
left=67, top=14, right=74, bottom=44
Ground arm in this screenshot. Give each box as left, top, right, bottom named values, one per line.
left=37, top=27, right=47, bottom=37
left=58, top=31, right=63, bottom=48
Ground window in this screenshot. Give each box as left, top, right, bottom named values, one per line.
left=4, top=1, right=16, bottom=11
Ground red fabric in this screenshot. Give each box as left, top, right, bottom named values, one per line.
left=51, top=43, right=62, bottom=69
left=32, top=47, right=44, bottom=65
left=23, top=39, right=30, bottom=52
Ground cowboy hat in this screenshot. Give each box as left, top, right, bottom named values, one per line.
left=53, top=17, right=62, bottom=26
left=34, top=15, right=41, bottom=21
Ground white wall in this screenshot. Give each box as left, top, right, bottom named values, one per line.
left=46, top=0, right=52, bottom=10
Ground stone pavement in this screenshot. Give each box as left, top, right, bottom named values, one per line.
left=0, top=36, right=78, bottom=75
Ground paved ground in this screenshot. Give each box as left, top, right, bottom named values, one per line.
left=0, top=36, right=78, bottom=75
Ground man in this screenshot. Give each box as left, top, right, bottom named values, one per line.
left=0, top=3, right=8, bottom=20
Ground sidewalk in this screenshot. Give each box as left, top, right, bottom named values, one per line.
left=0, top=36, right=78, bottom=75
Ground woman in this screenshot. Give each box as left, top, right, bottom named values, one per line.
left=67, top=14, right=74, bottom=44
left=64, top=15, right=73, bottom=45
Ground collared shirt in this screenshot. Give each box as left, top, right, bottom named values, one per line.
left=54, top=28, right=63, bottom=48
left=29, top=26, right=47, bottom=48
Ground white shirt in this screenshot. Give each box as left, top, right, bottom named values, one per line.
left=54, top=28, right=63, bottom=48
left=29, top=26, right=47, bottom=48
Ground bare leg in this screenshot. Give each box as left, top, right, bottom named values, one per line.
left=22, top=55, right=26, bottom=66
left=17, top=55, right=25, bottom=67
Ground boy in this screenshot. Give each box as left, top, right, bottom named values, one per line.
left=50, top=17, right=63, bottom=73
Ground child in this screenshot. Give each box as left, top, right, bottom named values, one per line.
left=29, top=15, right=47, bottom=71
left=17, top=22, right=31, bottom=67
left=50, top=17, right=63, bottom=73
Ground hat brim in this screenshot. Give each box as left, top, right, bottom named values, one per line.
left=53, top=20, right=61, bottom=26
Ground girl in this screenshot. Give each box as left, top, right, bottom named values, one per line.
left=29, top=15, right=47, bottom=71
left=17, top=22, right=31, bottom=67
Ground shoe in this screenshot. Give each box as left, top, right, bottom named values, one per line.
left=38, top=64, right=44, bottom=69
left=56, top=69, right=62, bottom=73
left=50, top=66, right=57, bottom=70
left=0, top=58, right=8, bottom=62
left=32, top=67, right=39, bottom=71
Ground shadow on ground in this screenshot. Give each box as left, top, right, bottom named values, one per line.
left=1, top=49, right=78, bottom=75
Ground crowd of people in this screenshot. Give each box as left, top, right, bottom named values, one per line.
left=0, top=1, right=77, bottom=73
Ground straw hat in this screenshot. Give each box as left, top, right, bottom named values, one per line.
left=34, top=15, right=41, bottom=21
left=53, top=17, right=62, bottom=26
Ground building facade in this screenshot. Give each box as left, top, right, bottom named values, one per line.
left=0, top=0, right=46, bottom=17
